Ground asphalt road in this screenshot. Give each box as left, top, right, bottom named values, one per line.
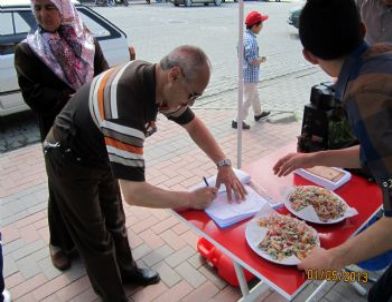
left=1, top=0, right=328, bottom=153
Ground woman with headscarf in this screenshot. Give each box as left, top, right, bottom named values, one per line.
left=14, top=0, right=109, bottom=271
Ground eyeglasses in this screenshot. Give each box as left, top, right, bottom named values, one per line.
left=186, top=90, right=201, bottom=103
left=179, top=68, right=202, bottom=105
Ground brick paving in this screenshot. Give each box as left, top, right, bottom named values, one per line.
left=1, top=2, right=377, bottom=299
left=1, top=68, right=373, bottom=301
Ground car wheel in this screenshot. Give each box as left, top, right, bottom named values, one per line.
left=184, top=0, right=192, bottom=6
left=204, top=2, right=209, bottom=5
left=214, top=0, right=221, bottom=6
left=173, top=0, right=179, bottom=5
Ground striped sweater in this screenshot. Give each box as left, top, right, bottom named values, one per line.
left=53, top=60, right=194, bottom=181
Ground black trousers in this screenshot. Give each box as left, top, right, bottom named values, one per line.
left=40, top=116, right=75, bottom=253
left=0, top=233, right=4, bottom=302
left=368, top=264, right=392, bottom=302
left=45, top=148, right=135, bottom=302
left=47, top=179, right=74, bottom=252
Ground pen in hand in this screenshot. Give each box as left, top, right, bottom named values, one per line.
left=203, top=176, right=217, bottom=202
left=203, top=176, right=209, bottom=187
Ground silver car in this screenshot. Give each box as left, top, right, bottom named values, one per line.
left=0, top=0, right=133, bottom=116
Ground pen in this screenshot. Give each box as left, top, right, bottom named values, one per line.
left=203, top=176, right=209, bottom=187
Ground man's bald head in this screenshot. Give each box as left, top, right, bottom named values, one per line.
left=160, top=45, right=211, bottom=82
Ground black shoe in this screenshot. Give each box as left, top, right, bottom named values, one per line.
left=232, top=120, right=250, bottom=130
left=122, top=268, right=160, bottom=286
left=50, top=247, right=71, bottom=271
left=254, top=111, right=271, bottom=121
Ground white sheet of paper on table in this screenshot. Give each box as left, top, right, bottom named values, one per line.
left=205, top=185, right=268, bottom=228
left=294, top=167, right=352, bottom=191
left=191, top=168, right=251, bottom=193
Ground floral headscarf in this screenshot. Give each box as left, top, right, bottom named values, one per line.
left=26, top=0, right=95, bottom=90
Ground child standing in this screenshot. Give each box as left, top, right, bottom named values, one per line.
left=232, top=11, right=270, bottom=130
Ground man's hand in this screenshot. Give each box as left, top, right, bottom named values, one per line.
left=215, top=167, right=247, bottom=202
left=298, top=247, right=344, bottom=272
left=273, top=152, right=316, bottom=177
left=190, top=187, right=218, bottom=209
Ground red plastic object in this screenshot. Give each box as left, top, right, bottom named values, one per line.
left=197, top=237, right=255, bottom=287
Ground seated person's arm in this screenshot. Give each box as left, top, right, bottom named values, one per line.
left=14, top=43, right=74, bottom=116
left=333, top=215, right=392, bottom=267
left=299, top=215, right=392, bottom=271
left=274, top=145, right=361, bottom=177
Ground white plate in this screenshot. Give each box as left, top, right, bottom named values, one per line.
left=284, top=186, right=349, bottom=224
left=245, top=214, right=320, bottom=266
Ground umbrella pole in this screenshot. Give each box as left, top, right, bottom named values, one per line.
left=237, top=0, right=244, bottom=169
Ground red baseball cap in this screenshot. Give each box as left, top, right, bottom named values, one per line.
left=245, top=11, right=269, bottom=26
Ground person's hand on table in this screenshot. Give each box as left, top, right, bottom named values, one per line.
left=216, top=166, right=247, bottom=202
left=298, top=247, right=343, bottom=272
left=190, top=187, right=218, bottom=209
left=273, top=152, right=316, bottom=177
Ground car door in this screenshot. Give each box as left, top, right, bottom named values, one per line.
left=0, top=5, right=129, bottom=117
left=77, top=6, right=129, bottom=67
left=0, top=9, right=33, bottom=116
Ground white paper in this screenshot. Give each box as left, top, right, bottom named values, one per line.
left=205, top=185, right=268, bottom=228
left=295, top=167, right=351, bottom=191
left=191, top=168, right=251, bottom=193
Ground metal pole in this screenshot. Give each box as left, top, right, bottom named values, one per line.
left=237, top=0, right=244, bottom=169
left=234, top=262, right=249, bottom=296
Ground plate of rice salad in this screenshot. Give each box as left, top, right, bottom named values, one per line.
left=245, top=213, right=320, bottom=265
left=285, top=185, right=348, bottom=224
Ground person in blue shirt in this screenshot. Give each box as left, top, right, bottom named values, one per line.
left=273, top=0, right=392, bottom=301
left=232, top=11, right=271, bottom=130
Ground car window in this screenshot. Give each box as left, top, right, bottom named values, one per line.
left=0, top=13, right=14, bottom=35
left=0, top=12, right=31, bottom=35
left=0, top=12, right=32, bottom=55
left=77, top=7, right=122, bottom=40
left=78, top=10, right=111, bottom=38
left=0, top=6, right=122, bottom=56
left=14, top=12, right=32, bottom=34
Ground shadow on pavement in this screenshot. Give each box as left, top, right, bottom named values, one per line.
left=0, top=111, right=40, bottom=153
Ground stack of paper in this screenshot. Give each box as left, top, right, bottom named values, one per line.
left=205, top=185, right=268, bottom=228
left=295, top=166, right=352, bottom=191
left=191, top=168, right=251, bottom=192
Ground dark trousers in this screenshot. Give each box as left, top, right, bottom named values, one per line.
left=45, top=148, right=135, bottom=302
left=0, top=233, right=4, bottom=302
left=41, top=132, right=74, bottom=252
left=47, top=180, right=74, bottom=252
left=368, top=264, right=392, bottom=302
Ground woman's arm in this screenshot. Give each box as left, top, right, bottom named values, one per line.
left=14, top=43, right=74, bottom=117
left=93, top=39, right=109, bottom=75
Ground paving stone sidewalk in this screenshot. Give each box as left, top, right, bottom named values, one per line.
left=0, top=70, right=372, bottom=301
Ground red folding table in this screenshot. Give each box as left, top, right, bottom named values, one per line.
left=174, top=143, right=382, bottom=301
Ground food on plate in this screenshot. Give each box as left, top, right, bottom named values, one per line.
left=289, top=185, right=347, bottom=222
left=304, top=166, right=345, bottom=182
left=257, top=214, right=318, bottom=261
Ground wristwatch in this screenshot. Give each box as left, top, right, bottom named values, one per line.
left=216, top=159, right=232, bottom=168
